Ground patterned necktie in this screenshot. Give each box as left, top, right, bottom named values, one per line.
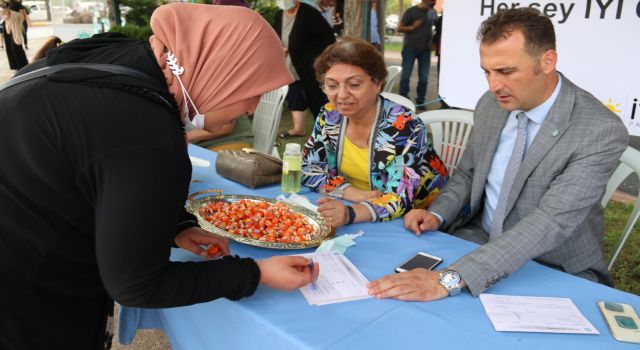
left=491, top=112, right=529, bottom=238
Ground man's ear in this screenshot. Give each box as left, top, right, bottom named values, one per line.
left=540, top=49, right=557, bottom=74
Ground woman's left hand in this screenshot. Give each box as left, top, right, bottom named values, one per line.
left=341, top=186, right=381, bottom=203
left=317, top=197, right=348, bottom=227
left=175, top=227, right=230, bottom=259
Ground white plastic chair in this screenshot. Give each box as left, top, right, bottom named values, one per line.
left=383, top=65, right=402, bottom=93
left=252, top=85, right=288, bottom=157
left=600, top=146, right=640, bottom=270
left=380, top=92, right=415, bottom=112
left=418, top=109, right=474, bottom=174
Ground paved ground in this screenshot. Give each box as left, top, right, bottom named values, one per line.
left=2, top=26, right=635, bottom=350
left=112, top=305, right=170, bottom=350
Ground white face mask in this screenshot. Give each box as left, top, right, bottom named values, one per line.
left=181, top=104, right=205, bottom=132
left=165, top=51, right=205, bottom=132
left=277, top=0, right=296, bottom=11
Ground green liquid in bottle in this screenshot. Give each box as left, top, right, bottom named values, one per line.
left=281, top=170, right=301, bottom=193
left=282, top=152, right=301, bottom=193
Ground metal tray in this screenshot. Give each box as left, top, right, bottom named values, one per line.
left=187, top=190, right=333, bottom=249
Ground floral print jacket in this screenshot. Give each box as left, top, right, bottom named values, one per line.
left=301, top=97, right=448, bottom=222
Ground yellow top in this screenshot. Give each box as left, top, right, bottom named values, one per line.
left=340, top=137, right=370, bottom=190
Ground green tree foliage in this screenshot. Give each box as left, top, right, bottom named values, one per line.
left=253, top=1, right=279, bottom=27
left=386, top=0, right=413, bottom=16
left=109, top=0, right=159, bottom=40
left=119, top=0, right=160, bottom=26
left=109, top=24, right=153, bottom=40
left=108, top=0, right=280, bottom=40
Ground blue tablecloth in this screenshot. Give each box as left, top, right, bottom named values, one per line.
left=118, top=145, right=640, bottom=349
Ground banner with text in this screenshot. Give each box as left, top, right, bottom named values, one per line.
left=440, top=0, right=640, bottom=135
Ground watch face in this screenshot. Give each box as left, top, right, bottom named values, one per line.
left=441, top=270, right=461, bottom=288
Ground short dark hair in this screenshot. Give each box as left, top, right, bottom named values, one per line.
left=314, top=37, right=387, bottom=83
left=477, top=7, right=555, bottom=59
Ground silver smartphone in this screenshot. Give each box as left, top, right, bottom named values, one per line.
left=395, top=252, right=443, bottom=273
left=597, top=301, right=640, bottom=344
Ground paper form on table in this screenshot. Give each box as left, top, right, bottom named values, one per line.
left=297, top=251, right=372, bottom=305
left=480, top=293, right=599, bottom=334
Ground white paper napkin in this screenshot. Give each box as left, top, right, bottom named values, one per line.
left=276, top=193, right=318, bottom=211
left=189, top=156, right=210, bottom=167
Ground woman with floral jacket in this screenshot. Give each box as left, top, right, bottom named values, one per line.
left=302, top=37, right=448, bottom=228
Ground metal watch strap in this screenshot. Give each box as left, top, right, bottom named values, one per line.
left=439, top=269, right=462, bottom=296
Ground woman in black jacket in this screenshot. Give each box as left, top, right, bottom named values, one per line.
left=275, top=0, right=335, bottom=137
left=0, top=4, right=317, bottom=349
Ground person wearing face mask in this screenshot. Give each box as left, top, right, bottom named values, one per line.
left=186, top=0, right=253, bottom=151
left=302, top=37, right=448, bottom=229
left=274, top=0, right=335, bottom=139
left=0, top=4, right=319, bottom=349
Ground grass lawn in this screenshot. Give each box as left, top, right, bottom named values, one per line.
left=276, top=108, right=639, bottom=296
left=384, top=42, right=402, bottom=52
left=604, top=201, right=640, bottom=295
left=275, top=106, right=315, bottom=156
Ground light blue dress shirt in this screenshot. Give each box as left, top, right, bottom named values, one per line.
left=370, top=10, right=380, bottom=44
left=480, top=75, right=563, bottom=233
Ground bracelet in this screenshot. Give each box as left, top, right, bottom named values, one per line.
left=346, top=206, right=356, bottom=225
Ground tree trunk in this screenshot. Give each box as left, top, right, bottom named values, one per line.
left=108, top=0, right=123, bottom=27
left=107, top=0, right=115, bottom=27
left=44, top=0, right=51, bottom=21
left=376, top=0, right=384, bottom=54
left=343, top=0, right=365, bottom=39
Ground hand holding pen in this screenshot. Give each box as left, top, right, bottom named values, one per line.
left=256, top=256, right=320, bottom=291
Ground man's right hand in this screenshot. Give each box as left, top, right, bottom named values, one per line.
left=412, top=20, right=423, bottom=30
left=403, top=209, right=440, bottom=235
left=257, top=256, right=319, bottom=291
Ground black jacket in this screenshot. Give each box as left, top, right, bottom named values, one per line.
left=274, top=3, right=335, bottom=117
left=0, top=37, right=259, bottom=349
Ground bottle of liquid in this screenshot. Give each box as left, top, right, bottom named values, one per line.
left=281, top=143, right=302, bottom=193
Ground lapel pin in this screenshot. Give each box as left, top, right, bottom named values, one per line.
left=552, top=129, right=559, bottom=137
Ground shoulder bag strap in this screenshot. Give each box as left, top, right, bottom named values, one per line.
left=0, top=63, right=158, bottom=93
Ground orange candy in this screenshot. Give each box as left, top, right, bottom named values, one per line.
left=206, top=245, right=220, bottom=256
left=199, top=200, right=315, bottom=243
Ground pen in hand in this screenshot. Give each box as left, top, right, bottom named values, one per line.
left=308, top=257, right=320, bottom=288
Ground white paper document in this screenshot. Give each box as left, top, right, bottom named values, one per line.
left=479, top=294, right=599, bottom=334
left=298, top=251, right=372, bottom=305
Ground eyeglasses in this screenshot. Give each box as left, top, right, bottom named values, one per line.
left=320, top=81, right=367, bottom=94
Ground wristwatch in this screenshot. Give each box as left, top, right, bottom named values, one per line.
left=438, top=269, right=462, bottom=296
left=346, top=206, right=356, bottom=225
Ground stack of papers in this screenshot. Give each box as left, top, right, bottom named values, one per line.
left=298, top=251, right=372, bottom=305
left=480, top=294, right=599, bottom=334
